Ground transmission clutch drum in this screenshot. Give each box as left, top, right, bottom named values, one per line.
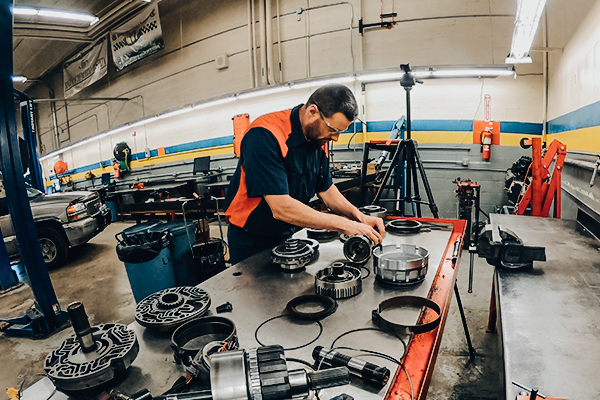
left=315, top=262, right=362, bottom=299
left=44, top=323, right=139, bottom=391
left=373, top=243, right=429, bottom=285
left=271, top=238, right=319, bottom=270
left=135, top=286, right=211, bottom=331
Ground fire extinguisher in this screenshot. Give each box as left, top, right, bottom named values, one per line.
left=481, top=128, right=492, bottom=161
left=113, top=163, right=121, bottom=178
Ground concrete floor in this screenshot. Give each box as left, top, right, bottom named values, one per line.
left=0, top=221, right=501, bottom=399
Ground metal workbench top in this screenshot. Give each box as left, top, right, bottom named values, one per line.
left=25, top=219, right=465, bottom=400
left=490, top=214, right=600, bottom=400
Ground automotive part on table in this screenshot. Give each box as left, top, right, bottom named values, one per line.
left=373, top=243, right=429, bottom=285
left=306, top=228, right=340, bottom=242
left=340, top=234, right=372, bottom=264
left=386, top=219, right=423, bottom=235
left=372, top=295, right=441, bottom=334
left=314, top=262, right=362, bottom=299
left=286, top=294, right=338, bottom=320
left=478, top=224, right=546, bottom=270
left=271, top=238, right=319, bottom=270
left=44, top=301, right=139, bottom=391
left=358, top=205, right=387, bottom=219
left=210, top=345, right=350, bottom=400
left=312, top=346, right=390, bottom=386
left=135, top=286, right=211, bottom=331
left=171, top=316, right=238, bottom=369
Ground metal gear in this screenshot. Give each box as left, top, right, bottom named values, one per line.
left=271, top=238, right=319, bottom=270
left=135, top=286, right=211, bottom=331
left=373, top=243, right=429, bottom=285
left=315, top=262, right=362, bottom=299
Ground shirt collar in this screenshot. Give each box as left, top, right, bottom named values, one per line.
left=288, top=104, right=309, bottom=147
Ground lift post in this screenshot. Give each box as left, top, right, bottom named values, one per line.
left=0, top=0, right=67, bottom=337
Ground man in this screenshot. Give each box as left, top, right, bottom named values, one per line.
left=223, top=84, right=385, bottom=264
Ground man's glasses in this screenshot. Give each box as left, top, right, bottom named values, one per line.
left=315, top=105, right=350, bottom=134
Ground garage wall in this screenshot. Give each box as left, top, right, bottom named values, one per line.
left=29, top=0, right=547, bottom=179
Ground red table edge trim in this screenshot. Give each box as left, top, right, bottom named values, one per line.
left=383, top=217, right=467, bottom=400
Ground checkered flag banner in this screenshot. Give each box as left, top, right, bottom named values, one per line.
left=111, top=4, right=164, bottom=71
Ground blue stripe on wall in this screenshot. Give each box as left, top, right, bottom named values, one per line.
left=500, top=121, right=543, bottom=135
left=547, top=99, right=600, bottom=133
left=54, top=121, right=542, bottom=178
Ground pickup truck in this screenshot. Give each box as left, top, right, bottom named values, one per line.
left=0, top=182, right=111, bottom=269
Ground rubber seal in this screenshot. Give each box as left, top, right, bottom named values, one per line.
left=286, top=294, right=338, bottom=320
left=386, top=219, right=423, bottom=235
left=372, top=295, right=441, bottom=335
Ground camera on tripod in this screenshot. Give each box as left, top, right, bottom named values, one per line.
left=400, top=63, right=421, bottom=89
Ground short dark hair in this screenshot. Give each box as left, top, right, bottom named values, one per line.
left=306, top=84, right=358, bottom=122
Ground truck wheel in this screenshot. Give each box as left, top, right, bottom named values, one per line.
left=38, top=227, right=68, bottom=269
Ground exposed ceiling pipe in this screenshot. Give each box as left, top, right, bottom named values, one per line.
left=251, top=0, right=259, bottom=88
left=265, top=0, right=276, bottom=84
left=258, top=0, right=268, bottom=86
left=276, top=0, right=283, bottom=83
left=247, top=0, right=256, bottom=88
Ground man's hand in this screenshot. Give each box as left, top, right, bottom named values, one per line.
left=358, top=214, right=386, bottom=236
left=342, top=220, right=383, bottom=245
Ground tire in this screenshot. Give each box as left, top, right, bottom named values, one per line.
left=37, top=227, right=68, bottom=269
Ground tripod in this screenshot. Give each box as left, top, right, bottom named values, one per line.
left=370, top=65, right=439, bottom=217
left=372, top=64, right=476, bottom=359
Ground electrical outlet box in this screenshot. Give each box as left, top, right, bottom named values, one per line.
left=215, top=53, right=229, bottom=70
left=144, top=148, right=151, bottom=158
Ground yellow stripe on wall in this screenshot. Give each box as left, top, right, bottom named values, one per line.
left=546, top=126, right=600, bottom=152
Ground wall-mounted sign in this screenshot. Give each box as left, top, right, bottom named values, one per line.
left=111, top=4, right=164, bottom=71
left=63, top=37, right=108, bottom=98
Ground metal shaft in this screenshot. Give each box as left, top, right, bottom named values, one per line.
left=468, top=252, right=474, bottom=293
left=67, top=301, right=95, bottom=353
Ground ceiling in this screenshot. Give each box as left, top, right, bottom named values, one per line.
left=12, top=0, right=148, bottom=94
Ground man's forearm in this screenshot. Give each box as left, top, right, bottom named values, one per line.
left=264, top=194, right=354, bottom=232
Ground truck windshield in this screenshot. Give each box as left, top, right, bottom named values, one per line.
left=26, top=186, right=43, bottom=199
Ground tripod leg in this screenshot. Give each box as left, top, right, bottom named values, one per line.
left=412, top=141, right=440, bottom=218
left=454, top=282, right=476, bottom=360
left=408, top=146, right=422, bottom=218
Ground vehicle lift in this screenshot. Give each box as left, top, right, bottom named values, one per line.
left=0, top=1, right=68, bottom=338
left=515, top=137, right=567, bottom=217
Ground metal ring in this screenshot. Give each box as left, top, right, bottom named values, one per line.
left=386, top=219, right=423, bottom=235
left=372, top=296, right=441, bottom=335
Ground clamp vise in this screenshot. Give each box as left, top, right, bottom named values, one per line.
left=478, top=224, right=546, bottom=270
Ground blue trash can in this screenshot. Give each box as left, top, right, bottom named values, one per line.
left=123, top=220, right=165, bottom=236
left=116, top=229, right=176, bottom=303
left=149, top=220, right=196, bottom=286
left=105, top=200, right=120, bottom=223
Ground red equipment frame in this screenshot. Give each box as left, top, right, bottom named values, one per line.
left=384, top=216, right=466, bottom=400
left=516, top=138, right=567, bottom=218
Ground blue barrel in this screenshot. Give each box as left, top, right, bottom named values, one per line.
left=123, top=246, right=175, bottom=303
left=105, top=200, right=120, bottom=223
left=149, top=220, right=196, bottom=286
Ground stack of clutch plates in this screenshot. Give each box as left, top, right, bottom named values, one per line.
left=306, top=228, right=340, bottom=242
left=386, top=219, right=423, bottom=235
left=315, top=262, right=362, bottom=299
left=135, top=287, right=211, bottom=331
left=271, top=238, right=319, bottom=270
left=373, top=243, right=429, bottom=285
left=358, top=205, right=387, bottom=219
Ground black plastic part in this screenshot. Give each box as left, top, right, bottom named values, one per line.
left=312, top=346, right=390, bottom=386
left=286, top=295, right=338, bottom=320
left=216, top=302, right=233, bottom=313
left=131, top=389, right=153, bottom=400
left=308, top=367, right=350, bottom=390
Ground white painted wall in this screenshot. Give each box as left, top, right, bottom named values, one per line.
left=30, top=0, right=555, bottom=174
left=547, top=0, right=600, bottom=118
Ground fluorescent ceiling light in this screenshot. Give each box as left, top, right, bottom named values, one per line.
left=505, top=56, right=532, bottom=64
left=237, top=85, right=291, bottom=100
left=12, top=6, right=99, bottom=26
left=11, top=75, right=27, bottom=83
left=506, top=0, right=548, bottom=63
left=291, top=76, right=355, bottom=90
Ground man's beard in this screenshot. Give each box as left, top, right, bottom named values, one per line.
left=304, top=120, right=327, bottom=146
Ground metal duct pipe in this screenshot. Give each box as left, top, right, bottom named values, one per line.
left=265, top=0, right=275, bottom=84
left=258, top=0, right=268, bottom=86
left=247, top=0, right=256, bottom=88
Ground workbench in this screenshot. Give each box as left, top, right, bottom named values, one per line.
left=490, top=214, right=600, bottom=400
left=24, top=217, right=466, bottom=400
